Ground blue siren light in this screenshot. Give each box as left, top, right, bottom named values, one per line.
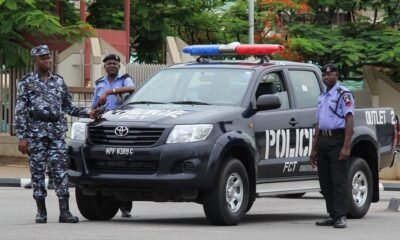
left=182, top=43, right=285, bottom=56
left=182, top=45, right=222, bottom=55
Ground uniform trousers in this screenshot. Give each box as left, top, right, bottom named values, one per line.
left=120, top=201, right=132, bottom=212
left=317, top=134, right=349, bottom=219
left=27, top=137, right=70, bottom=200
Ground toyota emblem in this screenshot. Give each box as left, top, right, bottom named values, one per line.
left=115, top=126, right=129, bottom=137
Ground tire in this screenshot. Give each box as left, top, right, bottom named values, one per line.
left=277, top=193, right=306, bottom=198
left=347, top=157, right=373, bottom=219
left=75, top=187, right=119, bottom=221
left=203, top=158, right=249, bottom=225
left=245, top=199, right=255, bottom=213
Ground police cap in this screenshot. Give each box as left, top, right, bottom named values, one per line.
left=321, top=63, right=338, bottom=73
left=103, top=54, right=120, bottom=63
left=30, top=45, right=50, bottom=57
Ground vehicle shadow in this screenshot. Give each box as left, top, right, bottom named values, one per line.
left=105, top=212, right=325, bottom=226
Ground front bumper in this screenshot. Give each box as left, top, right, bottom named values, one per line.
left=67, top=139, right=219, bottom=195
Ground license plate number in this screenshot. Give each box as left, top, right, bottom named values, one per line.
left=105, top=147, right=134, bottom=155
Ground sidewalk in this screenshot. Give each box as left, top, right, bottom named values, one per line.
left=1, top=156, right=400, bottom=190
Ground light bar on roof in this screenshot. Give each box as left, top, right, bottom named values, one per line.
left=182, top=43, right=285, bottom=56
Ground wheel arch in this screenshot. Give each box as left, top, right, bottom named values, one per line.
left=206, top=131, right=257, bottom=207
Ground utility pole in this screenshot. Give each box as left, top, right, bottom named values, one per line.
left=248, top=0, right=254, bottom=44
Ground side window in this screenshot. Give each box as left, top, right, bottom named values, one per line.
left=289, top=70, right=321, bottom=108
left=255, top=71, right=289, bottom=110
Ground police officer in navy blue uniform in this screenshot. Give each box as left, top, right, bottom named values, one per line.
left=90, top=53, right=135, bottom=217
left=310, top=63, right=354, bottom=228
left=15, top=44, right=91, bottom=224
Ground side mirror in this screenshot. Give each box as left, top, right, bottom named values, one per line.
left=256, top=95, right=281, bottom=111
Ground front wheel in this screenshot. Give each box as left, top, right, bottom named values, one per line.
left=75, top=187, right=119, bottom=221
left=347, top=157, right=373, bottom=218
left=203, top=158, right=249, bottom=225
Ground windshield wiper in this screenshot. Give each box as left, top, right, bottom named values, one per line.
left=127, top=101, right=166, bottom=105
left=170, top=100, right=210, bottom=105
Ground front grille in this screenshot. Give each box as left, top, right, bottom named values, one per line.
left=88, top=126, right=165, bottom=146
left=88, top=160, right=158, bottom=174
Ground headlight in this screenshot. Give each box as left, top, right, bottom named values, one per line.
left=166, top=124, right=213, bottom=143
left=71, top=122, right=87, bottom=142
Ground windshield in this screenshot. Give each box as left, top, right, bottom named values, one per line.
left=126, top=68, right=254, bottom=106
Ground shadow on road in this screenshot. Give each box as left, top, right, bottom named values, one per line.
left=88, top=212, right=325, bottom=226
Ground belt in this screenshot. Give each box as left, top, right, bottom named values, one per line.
left=320, top=129, right=345, bottom=137
left=29, top=112, right=61, bottom=122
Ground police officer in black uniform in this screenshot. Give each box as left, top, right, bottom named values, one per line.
left=310, top=64, right=355, bottom=228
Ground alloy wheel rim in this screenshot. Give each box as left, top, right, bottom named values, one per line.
left=352, top=170, right=368, bottom=207
left=225, top=172, right=244, bottom=212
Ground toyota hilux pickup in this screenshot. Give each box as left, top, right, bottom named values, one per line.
left=67, top=44, right=398, bottom=225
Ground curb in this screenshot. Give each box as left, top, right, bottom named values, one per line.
left=0, top=178, right=74, bottom=188
left=381, top=182, right=400, bottom=191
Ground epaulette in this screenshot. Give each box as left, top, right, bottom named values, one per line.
left=121, top=73, right=131, bottom=79
left=336, top=86, right=348, bottom=95
left=95, top=77, right=105, bottom=85
left=52, top=72, right=63, bottom=79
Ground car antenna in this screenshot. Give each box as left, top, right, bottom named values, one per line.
left=258, top=55, right=270, bottom=64
left=196, top=56, right=210, bottom=63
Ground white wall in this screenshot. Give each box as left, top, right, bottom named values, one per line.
left=377, top=78, right=400, bottom=115
left=57, top=53, right=83, bottom=87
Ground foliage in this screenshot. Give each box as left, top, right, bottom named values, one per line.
left=0, top=0, right=93, bottom=68
left=85, top=0, right=400, bottom=80
left=87, top=0, right=229, bottom=63
left=251, top=0, right=400, bottom=80
left=86, top=0, right=124, bottom=30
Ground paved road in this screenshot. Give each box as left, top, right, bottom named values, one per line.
left=0, top=187, right=399, bottom=240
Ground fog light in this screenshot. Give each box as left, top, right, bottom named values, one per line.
left=182, top=160, right=197, bottom=173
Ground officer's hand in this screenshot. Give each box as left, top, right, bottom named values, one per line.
left=18, top=139, right=29, bottom=155
left=310, top=150, right=317, bottom=168
left=89, top=109, right=99, bottom=119
left=339, top=146, right=350, bottom=160
left=98, top=91, right=110, bottom=106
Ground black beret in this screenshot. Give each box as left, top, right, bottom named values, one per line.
left=321, top=63, right=338, bottom=73
left=103, top=54, right=120, bottom=63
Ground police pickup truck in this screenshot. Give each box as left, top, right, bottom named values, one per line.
left=67, top=44, right=398, bottom=225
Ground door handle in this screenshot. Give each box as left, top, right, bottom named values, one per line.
left=289, top=118, right=299, bottom=126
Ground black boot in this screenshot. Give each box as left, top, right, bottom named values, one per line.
left=58, top=199, right=79, bottom=223
left=315, top=216, right=334, bottom=226
left=334, top=216, right=347, bottom=228
left=35, top=199, right=47, bottom=223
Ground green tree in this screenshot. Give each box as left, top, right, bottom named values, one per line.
left=133, top=0, right=227, bottom=63
left=86, top=0, right=124, bottom=30
left=258, top=0, right=400, bottom=80
left=0, top=0, right=92, bottom=68
left=87, top=0, right=228, bottom=63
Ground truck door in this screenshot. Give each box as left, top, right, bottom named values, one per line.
left=253, top=70, right=301, bottom=181
left=286, top=68, right=323, bottom=179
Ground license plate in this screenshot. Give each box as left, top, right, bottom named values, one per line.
left=105, top=147, right=134, bottom=155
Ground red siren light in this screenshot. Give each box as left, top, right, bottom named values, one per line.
left=182, top=43, right=285, bottom=56
left=235, top=44, right=285, bottom=55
